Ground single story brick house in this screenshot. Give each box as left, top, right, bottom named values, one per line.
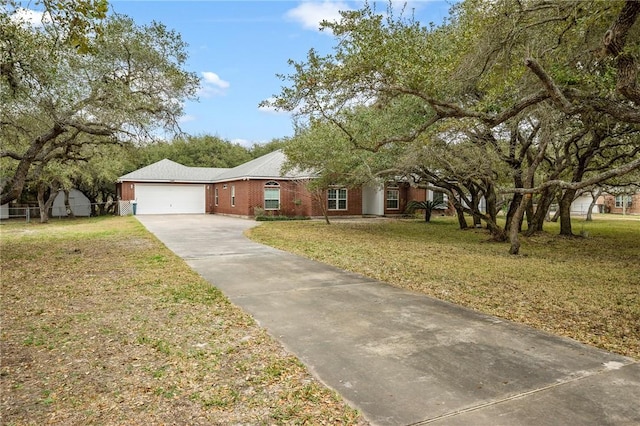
left=116, top=150, right=431, bottom=217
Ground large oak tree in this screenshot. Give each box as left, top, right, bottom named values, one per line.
left=1, top=10, right=199, bottom=206
left=266, top=0, right=640, bottom=254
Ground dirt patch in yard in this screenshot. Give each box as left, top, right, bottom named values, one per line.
left=1, top=217, right=365, bottom=425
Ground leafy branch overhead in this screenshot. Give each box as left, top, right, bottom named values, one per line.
left=1, top=7, right=199, bottom=206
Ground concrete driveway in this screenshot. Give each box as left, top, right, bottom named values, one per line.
left=137, top=214, right=640, bottom=425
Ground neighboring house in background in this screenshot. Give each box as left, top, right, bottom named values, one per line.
left=116, top=150, right=432, bottom=217
left=1, top=188, right=90, bottom=220
left=570, top=193, right=603, bottom=216
left=602, top=191, right=640, bottom=215
left=51, top=189, right=91, bottom=217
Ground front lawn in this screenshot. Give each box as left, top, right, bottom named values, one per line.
left=0, top=216, right=363, bottom=425
left=247, top=215, right=640, bottom=359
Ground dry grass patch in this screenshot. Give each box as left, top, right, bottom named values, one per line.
left=247, top=216, right=640, bottom=359
left=0, top=216, right=364, bottom=425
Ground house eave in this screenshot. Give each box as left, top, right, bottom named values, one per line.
left=117, top=178, right=215, bottom=184
left=211, top=175, right=317, bottom=183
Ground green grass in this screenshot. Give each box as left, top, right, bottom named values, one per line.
left=0, top=216, right=363, bottom=425
left=247, top=215, right=640, bottom=359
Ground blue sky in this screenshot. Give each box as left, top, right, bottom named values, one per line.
left=110, top=1, right=456, bottom=146
left=17, top=1, right=455, bottom=146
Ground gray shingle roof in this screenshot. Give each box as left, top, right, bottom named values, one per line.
left=117, top=151, right=315, bottom=184
left=117, top=159, right=228, bottom=183
left=213, top=150, right=314, bottom=182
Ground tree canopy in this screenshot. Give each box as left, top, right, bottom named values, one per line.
left=0, top=9, right=199, bottom=206
left=266, top=0, right=640, bottom=253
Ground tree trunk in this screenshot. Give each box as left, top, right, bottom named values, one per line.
left=585, top=188, right=602, bottom=222
left=0, top=125, right=65, bottom=205
left=486, top=183, right=498, bottom=226
left=37, top=183, right=58, bottom=223
left=526, top=188, right=555, bottom=236
left=504, top=166, right=524, bottom=233
left=64, top=189, right=76, bottom=219
left=87, top=193, right=99, bottom=216
left=509, top=194, right=531, bottom=255
left=313, top=189, right=330, bottom=225
left=558, top=188, right=576, bottom=236
left=424, top=208, right=432, bottom=222
left=505, top=193, right=522, bottom=233
left=487, top=220, right=507, bottom=241
left=452, top=201, right=468, bottom=229
left=469, top=189, right=483, bottom=227
left=525, top=197, right=534, bottom=229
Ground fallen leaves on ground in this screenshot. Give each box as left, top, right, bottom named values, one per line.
left=0, top=217, right=365, bottom=425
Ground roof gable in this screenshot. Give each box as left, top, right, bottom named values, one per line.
left=117, top=151, right=315, bottom=184
left=213, top=150, right=314, bottom=182
left=118, top=159, right=229, bottom=183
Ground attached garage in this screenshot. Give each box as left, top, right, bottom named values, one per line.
left=134, top=183, right=205, bottom=215
left=117, top=159, right=229, bottom=215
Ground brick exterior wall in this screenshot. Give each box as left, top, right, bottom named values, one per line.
left=118, top=177, right=443, bottom=218
left=116, top=182, right=135, bottom=201
left=210, top=180, right=367, bottom=218
left=212, top=180, right=250, bottom=216
left=308, top=187, right=364, bottom=217
left=384, top=183, right=418, bottom=216
left=603, top=193, right=640, bottom=215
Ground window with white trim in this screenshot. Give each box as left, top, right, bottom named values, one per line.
left=214, top=188, right=219, bottom=206
left=615, top=195, right=632, bottom=208
left=264, top=181, right=280, bottom=210
left=328, top=188, right=347, bottom=210
left=432, top=191, right=446, bottom=205
left=231, top=185, right=235, bottom=207
left=386, top=188, right=400, bottom=210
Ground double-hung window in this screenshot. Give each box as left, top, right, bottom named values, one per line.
left=386, top=188, right=399, bottom=210
left=328, top=188, right=347, bottom=210
left=264, top=181, right=280, bottom=210
left=214, top=188, right=219, bottom=206
left=615, top=195, right=632, bottom=208
left=433, top=191, right=445, bottom=205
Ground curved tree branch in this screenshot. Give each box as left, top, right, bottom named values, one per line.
left=603, top=0, right=640, bottom=104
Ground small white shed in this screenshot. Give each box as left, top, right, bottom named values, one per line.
left=52, top=189, right=91, bottom=217
left=0, top=203, right=8, bottom=219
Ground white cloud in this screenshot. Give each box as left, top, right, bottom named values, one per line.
left=10, top=8, right=50, bottom=27
left=230, top=138, right=254, bottom=147
left=198, top=71, right=230, bottom=98
left=258, top=98, right=285, bottom=115
left=178, top=114, right=196, bottom=123
left=285, top=1, right=351, bottom=33
left=202, top=72, right=230, bottom=89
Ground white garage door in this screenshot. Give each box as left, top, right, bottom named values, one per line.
left=135, top=184, right=205, bottom=214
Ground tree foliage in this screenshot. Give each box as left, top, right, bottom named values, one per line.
left=0, top=10, right=199, bottom=205
left=4, top=0, right=109, bottom=53
left=266, top=0, right=640, bottom=253
left=135, top=135, right=253, bottom=169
